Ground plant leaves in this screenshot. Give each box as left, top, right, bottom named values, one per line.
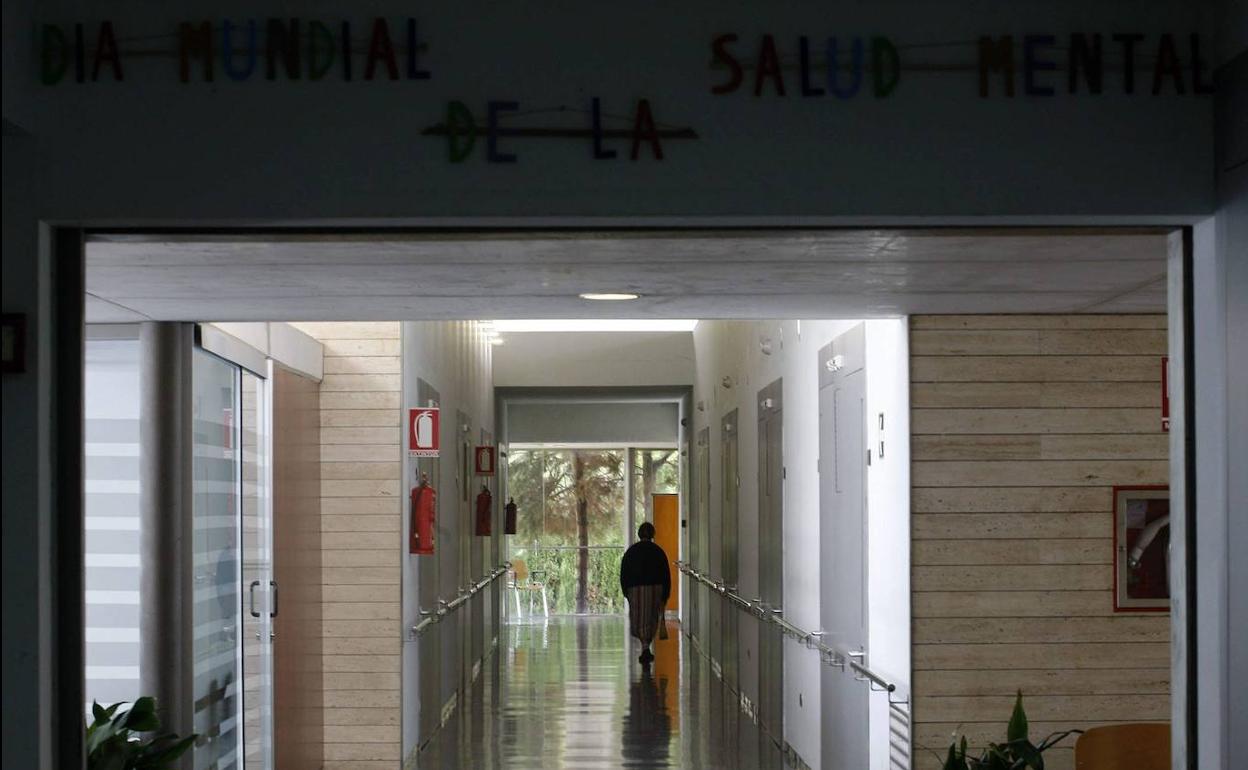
left=1016, top=741, right=1045, bottom=770
left=122, top=696, right=160, bottom=732
left=135, top=734, right=197, bottom=767
left=943, top=741, right=969, bottom=770
left=1035, top=729, right=1082, bottom=752
left=86, top=697, right=194, bottom=770
left=1007, top=690, right=1029, bottom=744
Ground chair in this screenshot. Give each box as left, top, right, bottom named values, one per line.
left=1074, top=723, right=1169, bottom=769
left=506, top=558, right=549, bottom=619
left=527, top=570, right=550, bottom=617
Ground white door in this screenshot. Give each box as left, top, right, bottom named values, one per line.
left=819, top=325, right=869, bottom=770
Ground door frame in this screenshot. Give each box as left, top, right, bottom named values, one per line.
left=43, top=224, right=1203, bottom=768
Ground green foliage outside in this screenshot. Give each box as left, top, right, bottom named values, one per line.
left=509, top=449, right=625, bottom=548
left=512, top=545, right=624, bottom=614
left=507, top=447, right=679, bottom=614
left=631, top=449, right=680, bottom=523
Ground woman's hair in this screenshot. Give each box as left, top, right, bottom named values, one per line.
left=637, top=522, right=656, bottom=540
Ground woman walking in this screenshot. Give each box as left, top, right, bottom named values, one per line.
left=620, top=522, right=672, bottom=665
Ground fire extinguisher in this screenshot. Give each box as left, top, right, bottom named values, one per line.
left=410, top=472, right=436, bottom=555
left=475, top=484, right=493, bottom=536
left=504, top=497, right=517, bottom=535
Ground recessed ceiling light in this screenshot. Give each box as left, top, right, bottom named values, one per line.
left=578, top=292, right=640, bottom=301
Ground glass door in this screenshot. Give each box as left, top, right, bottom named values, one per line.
left=191, top=348, right=273, bottom=770
left=240, top=369, right=273, bottom=769
left=192, top=348, right=243, bottom=768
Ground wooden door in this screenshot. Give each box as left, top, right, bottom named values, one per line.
left=652, top=493, right=680, bottom=612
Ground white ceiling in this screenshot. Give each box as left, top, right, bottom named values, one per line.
left=84, top=229, right=1170, bottom=322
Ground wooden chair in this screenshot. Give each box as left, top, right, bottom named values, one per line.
left=1074, top=723, right=1169, bottom=769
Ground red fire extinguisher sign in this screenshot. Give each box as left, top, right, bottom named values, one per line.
left=475, top=446, right=495, bottom=475
left=409, top=407, right=440, bottom=457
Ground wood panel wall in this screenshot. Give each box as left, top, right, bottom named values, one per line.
left=909, top=315, right=1170, bottom=770
left=273, top=366, right=324, bottom=767
left=293, top=323, right=403, bottom=769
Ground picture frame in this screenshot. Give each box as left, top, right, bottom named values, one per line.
left=1112, top=485, right=1171, bottom=612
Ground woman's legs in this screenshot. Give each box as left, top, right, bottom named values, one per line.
left=625, top=584, right=664, bottom=664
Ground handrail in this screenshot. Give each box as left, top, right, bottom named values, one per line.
left=409, top=562, right=511, bottom=638
left=675, top=560, right=903, bottom=699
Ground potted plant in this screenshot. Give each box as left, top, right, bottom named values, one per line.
left=941, top=691, right=1079, bottom=770
left=86, top=696, right=196, bottom=770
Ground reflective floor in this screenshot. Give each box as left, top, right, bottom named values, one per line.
left=420, top=615, right=788, bottom=769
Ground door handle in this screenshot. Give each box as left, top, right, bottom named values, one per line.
left=269, top=580, right=279, bottom=618
left=248, top=580, right=261, bottom=618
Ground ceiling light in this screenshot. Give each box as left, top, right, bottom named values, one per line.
left=578, top=292, right=640, bottom=301
left=489, top=337, right=505, bottom=345
left=492, top=320, right=698, bottom=332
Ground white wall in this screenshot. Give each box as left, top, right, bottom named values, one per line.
left=399, top=321, right=495, bottom=761
left=691, top=319, right=910, bottom=769
left=492, top=332, right=693, bottom=387
left=863, top=319, right=912, bottom=769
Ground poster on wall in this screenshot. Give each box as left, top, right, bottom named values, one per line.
left=1113, top=485, right=1171, bottom=612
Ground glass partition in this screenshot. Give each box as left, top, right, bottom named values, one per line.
left=192, top=349, right=242, bottom=768
left=84, top=336, right=142, bottom=712
left=507, top=448, right=626, bottom=614
left=85, top=332, right=273, bottom=768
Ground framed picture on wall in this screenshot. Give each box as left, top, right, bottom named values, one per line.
left=1113, top=485, right=1171, bottom=612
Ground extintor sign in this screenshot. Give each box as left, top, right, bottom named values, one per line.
left=475, top=446, right=495, bottom=475
left=409, top=407, right=440, bottom=457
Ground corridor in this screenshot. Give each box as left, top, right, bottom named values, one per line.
left=420, top=616, right=787, bottom=770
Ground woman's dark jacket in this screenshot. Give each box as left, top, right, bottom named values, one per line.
left=619, top=540, right=671, bottom=601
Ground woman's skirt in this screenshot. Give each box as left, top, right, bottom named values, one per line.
left=625, top=584, right=666, bottom=644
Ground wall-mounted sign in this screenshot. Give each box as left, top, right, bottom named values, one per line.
left=35, top=19, right=1214, bottom=100
left=474, top=445, right=496, bottom=475
left=421, top=98, right=697, bottom=163
left=707, top=32, right=1214, bottom=99
left=409, top=407, right=440, bottom=457
left=32, top=17, right=1214, bottom=172
left=1113, top=485, right=1170, bottom=612
left=39, top=17, right=434, bottom=85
